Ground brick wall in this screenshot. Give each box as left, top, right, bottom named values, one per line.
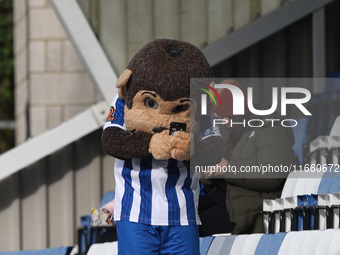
left=14, top=0, right=99, bottom=145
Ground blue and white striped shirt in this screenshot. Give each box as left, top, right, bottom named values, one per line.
left=104, top=94, right=201, bottom=226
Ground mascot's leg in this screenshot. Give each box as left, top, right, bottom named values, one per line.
left=159, top=225, right=199, bottom=255
left=116, top=221, right=160, bottom=255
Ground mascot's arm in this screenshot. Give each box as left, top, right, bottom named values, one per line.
left=101, top=127, right=153, bottom=160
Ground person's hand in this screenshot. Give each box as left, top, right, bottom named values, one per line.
left=170, top=131, right=190, bottom=161
left=205, top=158, right=228, bottom=178
left=149, top=130, right=172, bottom=160
left=149, top=130, right=191, bottom=161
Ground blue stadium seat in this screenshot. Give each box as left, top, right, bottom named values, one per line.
left=280, top=171, right=301, bottom=198
left=265, top=166, right=340, bottom=233
left=202, top=234, right=261, bottom=255
left=307, top=93, right=324, bottom=141
left=292, top=172, right=323, bottom=197
left=200, top=236, right=215, bottom=255
left=291, top=117, right=311, bottom=164
left=281, top=167, right=340, bottom=198
left=0, top=247, right=72, bottom=255
left=216, top=235, right=236, bottom=255
left=320, top=91, right=340, bottom=135
left=321, top=70, right=340, bottom=135
left=328, top=174, right=340, bottom=194
left=278, top=230, right=308, bottom=254
left=233, top=234, right=263, bottom=255
left=330, top=115, right=340, bottom=136
left=207, top=236, right=232, bottom=255
left=318, top=166, right=340, bottom=194
left=307, top=71, right=340, bottom=140
left=327, top=229, right=340, bottom=254
left=254, top=232, right=287, bottom=255
left=86, top=229, right=340, bottom=255
left=99, top=191, right=115, bottom=208
left=227, top=235, right=248, bottom=254
left=324, top=70, right=340, bottom=93
left=278, top=230, right=321, bottom=255
left=280, top=170, right=323, bottom=198
left=314, top=229, right=340, bottom=254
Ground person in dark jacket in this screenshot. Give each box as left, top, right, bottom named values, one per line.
left=211, top=81, right=299, bottom=234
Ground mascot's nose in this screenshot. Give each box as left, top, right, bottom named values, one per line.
left=152, top=127, right=168, bottom=133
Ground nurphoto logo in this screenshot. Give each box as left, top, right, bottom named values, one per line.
left=200, top=83, right=312, bottom=128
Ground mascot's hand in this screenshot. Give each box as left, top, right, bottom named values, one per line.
left=149, top=130, right=172, bottom=160
left=170, top=131, right=190, bottom=161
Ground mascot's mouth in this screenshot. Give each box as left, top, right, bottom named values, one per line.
left=152, top=127, right=168, bottom=133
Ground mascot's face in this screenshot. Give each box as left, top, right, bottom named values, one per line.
left=124, top=90, right=197, bottom=134
left=115, top=39, right=213, bottom=135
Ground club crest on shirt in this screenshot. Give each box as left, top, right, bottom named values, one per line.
left=106, top=106, right=115, bottom=122
left=202, top=126, right=221, bottom=140
left=203, top=127, right=215, bottom=138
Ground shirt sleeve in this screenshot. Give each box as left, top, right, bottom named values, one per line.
left=202, top=126, right=222, bottom=140
left=201, top=115, right=222, bottom=140
left=103, top=94, right=127, bottom=131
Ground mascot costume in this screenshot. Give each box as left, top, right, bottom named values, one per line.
left=102, top=39, right=222, bottom=255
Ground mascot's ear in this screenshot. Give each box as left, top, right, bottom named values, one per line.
left=116, top=69, right=132, bottom=99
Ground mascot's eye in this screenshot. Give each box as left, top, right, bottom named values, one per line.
left=173, top=104, right=189, bottom=113
left=144, top=97, right=158, bottom=109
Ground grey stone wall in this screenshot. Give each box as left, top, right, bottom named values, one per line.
left=14, top=0, right=99, bottom=145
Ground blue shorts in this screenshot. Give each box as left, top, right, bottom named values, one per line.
left=116, top=221, right=199, bottom=255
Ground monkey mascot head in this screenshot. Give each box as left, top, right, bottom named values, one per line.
left=116, top=39, right=213, bottom=135
left=103, top=39, right=218, bottom=162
